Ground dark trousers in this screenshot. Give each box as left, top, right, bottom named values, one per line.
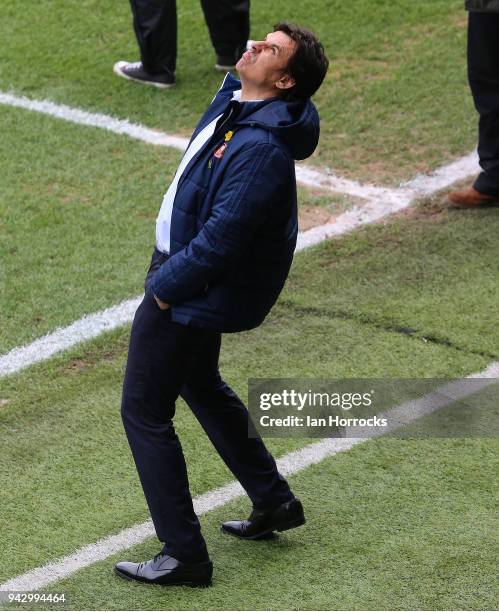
left=121, top=249, right=293, bottom=563
left=129, top=0, right=250, bottom=76
left=468, top=12, right=499, bottom=196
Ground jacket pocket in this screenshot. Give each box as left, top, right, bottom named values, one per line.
left=144, top=249, right=169, bottom=293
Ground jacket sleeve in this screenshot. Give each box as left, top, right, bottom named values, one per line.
left=151, top=142, right=292, bottom=304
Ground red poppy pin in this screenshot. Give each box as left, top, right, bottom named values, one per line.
left=209, top=130, right=234, bottom=166
left=214, top=142, right=228, bottom=159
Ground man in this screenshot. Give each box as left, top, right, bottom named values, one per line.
left=448, top=0, right=499, bottom=207
left=114, top=0, right=250, bottom=88
left=114, top=23, right=329, bottom=587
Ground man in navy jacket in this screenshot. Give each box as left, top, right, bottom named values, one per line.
left=115, top=23, right=329, bottom=587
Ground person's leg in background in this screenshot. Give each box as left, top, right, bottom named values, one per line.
left=114, top=0, right=176, bottom=88
left=448, top=11, right=499, bottom=207
left=130, top=0, right=177, bottom=77
left=200, top=0, right=250, bottom=70
left=469, top=11, right=499, bottom=197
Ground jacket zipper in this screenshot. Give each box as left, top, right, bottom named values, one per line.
left=176, top=103, right=237, bottom=194
left=212, top=104, right=235, bottom=141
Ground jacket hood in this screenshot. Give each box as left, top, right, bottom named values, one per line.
left=221, top=73, right=320, bottom=161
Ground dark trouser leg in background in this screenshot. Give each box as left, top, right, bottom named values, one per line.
left=200, top=0, right=250, bottom=62
left=129, top=0, right=177, bottom=76
left=180, top=333, right=294, bottom=511
left=468, top=12, right=499, bottom=196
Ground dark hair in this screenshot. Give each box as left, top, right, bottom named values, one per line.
left=273, top=22, right=329, bottom=101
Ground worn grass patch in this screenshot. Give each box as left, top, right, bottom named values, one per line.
left=297, top=186, right=359, bottom=231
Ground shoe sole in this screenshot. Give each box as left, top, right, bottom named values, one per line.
left=113, top=63, right=175, bottom=89
left=221, top=516, right=305, bottom=540
left=114, top=566, right=212, bottom=588
left=214, top=64, right=237, bottom=72
left=214, top=40, right=253, bottom=72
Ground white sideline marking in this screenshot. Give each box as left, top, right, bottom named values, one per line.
left=403, top=151, right=479, bottom=196
left=0, top=298, right=142, bottom=377
left=0, top=91, right=481, bottom=376
left=0, top=92, right=189, bottom=151
left=1, top=362, right=497, bottom=593
left=295, top=192, right=413, bottom=250
left=295, top=152, right=480, bottom=250
left=295, top=164, right=407, bottom=203
left=0, top=91, right=479, bottom=197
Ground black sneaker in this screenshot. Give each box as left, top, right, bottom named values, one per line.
left=215, top=56, right=238, bottom=72
left=113, top=61, right=175, bottom=89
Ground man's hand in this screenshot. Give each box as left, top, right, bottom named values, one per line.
left=154, top=295, right=170, bottom=310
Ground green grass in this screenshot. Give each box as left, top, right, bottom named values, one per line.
left=0, top=308, right=488, bottom=584
left=0, top=104, right=181, bottom=353
left=4, top=437, right=497, bottom=610
left=0, top=0, right=476, bottom=183
left=0, top=205, right=495, bottom=586
left=1, top=180, right=497, bottom=611
left=391, top=383, right=499, bottom=439
left=1, top=96, right=498, bottom=355
left=1, top=246, right=496, bottom=608
left=1, top=2, right=498, bottom=609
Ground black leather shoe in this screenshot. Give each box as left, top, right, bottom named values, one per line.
left=221, top=497, right=305, bottom=540
left=114, top=552, right=212, bottom=587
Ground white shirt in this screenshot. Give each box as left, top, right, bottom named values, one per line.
left=155, top=89, right=261, bottom=254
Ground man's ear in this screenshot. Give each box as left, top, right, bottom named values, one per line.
left=275, top=73, right=296, bottom=91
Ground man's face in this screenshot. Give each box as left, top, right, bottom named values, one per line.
left=236, top=30, right=296, bottom=94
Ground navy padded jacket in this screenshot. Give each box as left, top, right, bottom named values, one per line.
left=151, top=73, right=321, bottom=332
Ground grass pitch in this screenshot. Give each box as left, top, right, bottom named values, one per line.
left=1, top=0, right=498, bottom=610
left=1, top=203, right=497, bottom=609
left=3, top=438, right=497, bottom=611
left=0, top=0, right=475, bottom=183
